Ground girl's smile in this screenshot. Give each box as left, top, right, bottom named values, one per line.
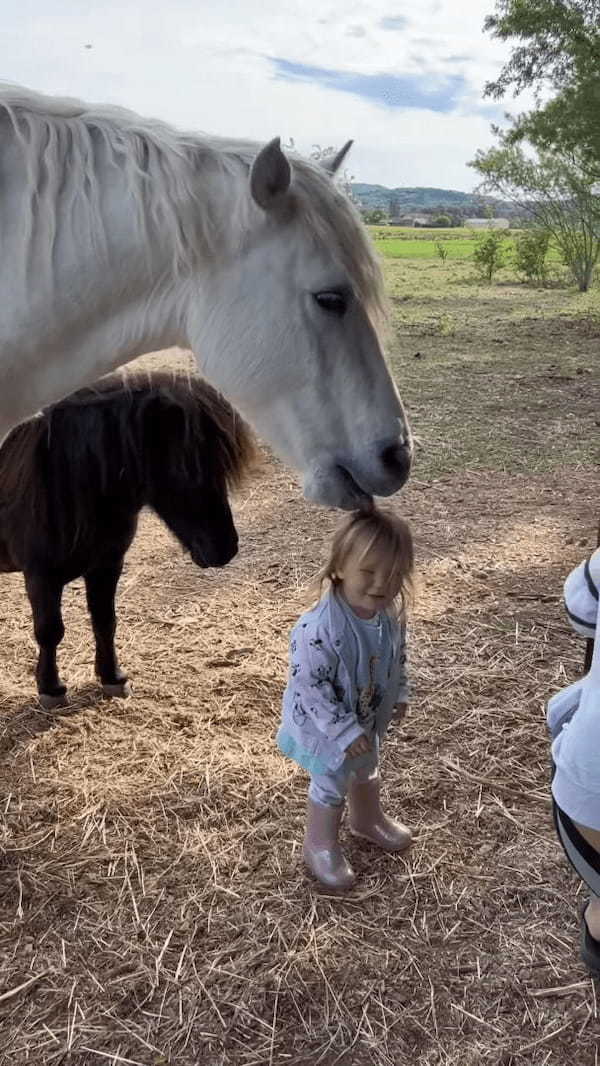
left=336, top=550, right=402, bottom=619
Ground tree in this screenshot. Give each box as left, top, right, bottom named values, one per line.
left=514, top=227, right=551, bottom=283
left=470, top=140, right=600, bottom=290
left=433, top=214, right=452, bottom=227
left=473, top=229, right=508, bottom=282
left=310, top=144, right=336, bottom=161
left=340, top=167, right=356, bottom=203
left=284, top=141, right=356, bottom=200
left=363, top=209, right=388, bottom=224
left=483, top=0, right=600, bottom=168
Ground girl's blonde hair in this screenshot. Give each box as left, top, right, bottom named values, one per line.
left=314, top=507, right=414, bottom=616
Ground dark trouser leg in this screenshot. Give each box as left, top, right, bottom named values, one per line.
left=553, top=792, right=600, bottom=973
left=84, top=560, right=128, bottom=694
left=24, top=572, right=67, bottom=705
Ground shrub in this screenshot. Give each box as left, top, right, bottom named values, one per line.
left=435, top=240, right=449, bottom=263
left=514, top=228, right=551, bottom=283
left=473, top=230, right=508, bottom=282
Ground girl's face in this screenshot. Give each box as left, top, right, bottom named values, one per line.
left=336, top=542, right=402, bottom=619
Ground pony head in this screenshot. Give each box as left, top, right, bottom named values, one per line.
left=140, top=377, right=255, bottom=569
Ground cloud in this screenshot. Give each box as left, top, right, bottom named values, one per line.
left=272, top=58, right=467, bottom=113
left=0, top=0, right=539, bottom=193
left=380, top=16, right=409, bottom=31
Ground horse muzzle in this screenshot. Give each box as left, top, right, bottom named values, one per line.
left=190, top=536, right=238, bottom=569
left=303, top=437, right=412, bottom=511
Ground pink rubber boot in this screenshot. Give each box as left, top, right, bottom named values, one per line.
left=348, top=776, right=412, bottom=852
left=303, top=799, right=356, bottom=890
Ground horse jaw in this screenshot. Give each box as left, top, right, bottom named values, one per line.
left=187, top=230, right=411, bottom=511
left=302, top=467, right=373, bottom=511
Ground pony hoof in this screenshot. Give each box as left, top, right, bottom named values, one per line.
left=102, top=681, right=131, bottom=699
left=39, top=692, right=68, bottom=710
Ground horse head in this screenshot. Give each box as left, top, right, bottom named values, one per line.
left=185, top=137, right=412, bottom=510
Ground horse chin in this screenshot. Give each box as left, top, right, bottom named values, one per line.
left=303, top=467, right=373, bottom=512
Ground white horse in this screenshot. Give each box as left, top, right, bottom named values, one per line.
left=0, top=85, right=411, bottom=509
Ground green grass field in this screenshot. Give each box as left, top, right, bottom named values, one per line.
left=376, top=236, right=479, bottom=259
left=370, top=225, right=516, bottom=261
left=368, top=224, right=565, bottom=270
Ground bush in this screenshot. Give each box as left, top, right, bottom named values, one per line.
left=435, top=240, right=448, bottom=262
left=473, top=230, right=508, bottom=282
left=514, top=228, right=551, bottom=283
left=433, top=214, right=452, bottom=227
left=363, top=209, right=388, bottom=224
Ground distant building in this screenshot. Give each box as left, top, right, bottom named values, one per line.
left=390, top=214, right=430, bottom=227
left=464, top=218, right=510, bottom=229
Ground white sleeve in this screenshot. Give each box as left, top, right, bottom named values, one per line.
left=564, top=557, right=598, bottom=639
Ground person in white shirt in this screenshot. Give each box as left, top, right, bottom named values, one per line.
left=548, top=547, right=600, bottom=973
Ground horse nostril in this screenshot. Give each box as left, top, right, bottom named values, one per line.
left=380, top=441, right=411, bottom=477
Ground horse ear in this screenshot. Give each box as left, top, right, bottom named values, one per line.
left=250, top=137, right=292, bottom=211
left=320, top=140, right=354, bottom=176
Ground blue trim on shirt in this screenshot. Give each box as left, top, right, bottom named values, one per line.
left=276, top=729, right=331, bottom=774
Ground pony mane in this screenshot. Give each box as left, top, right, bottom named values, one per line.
left=0, top=369, right=257, bottom=548
left=0, top=83, right=386, bottom=324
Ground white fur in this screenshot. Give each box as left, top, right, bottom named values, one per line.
left=0, top=84, right=411, bottom=507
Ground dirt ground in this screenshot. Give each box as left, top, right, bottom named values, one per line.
left=0, top=267, right=599, bottom=1065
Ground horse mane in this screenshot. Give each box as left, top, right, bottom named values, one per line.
left=0, top=83, right=385, bottom=325
left=0, top=369, right=257, bottom=547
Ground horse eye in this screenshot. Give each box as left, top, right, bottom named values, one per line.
left=313, top=290, right=348, bottom=316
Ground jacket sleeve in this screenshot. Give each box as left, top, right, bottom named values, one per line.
left=564, top=556, right=598, bottom=639
left=289, top=623, right=365, bottom=753
left=393, top=618, right=410, bottom=704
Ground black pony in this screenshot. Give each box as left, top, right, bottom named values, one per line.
left=0, top=370, right=255, bottom=707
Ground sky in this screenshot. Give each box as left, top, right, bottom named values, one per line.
left=1, top=0, right=535, bottom=192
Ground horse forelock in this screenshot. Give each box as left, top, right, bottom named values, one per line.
left=285, top=159, right=387, bottom=328
left=180, top=376, right=258, bottom=490
left=0, top=83, right=386, bottom=323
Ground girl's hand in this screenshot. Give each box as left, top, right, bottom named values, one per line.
left=346, top=734, right=371, bottom=757
left=393, top=702, right=408, bottom=721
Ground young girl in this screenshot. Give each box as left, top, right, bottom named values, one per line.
left=277, top=508, right=414, bottom=890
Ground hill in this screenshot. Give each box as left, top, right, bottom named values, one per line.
left=350, top=183, right=517, bottom=218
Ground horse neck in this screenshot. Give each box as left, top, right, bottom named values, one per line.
left=0, top=109, right=255, bottom=435
left=0, top=134, right=194, bottom=427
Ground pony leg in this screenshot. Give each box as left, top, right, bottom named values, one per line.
left=24, top=573, right=67, bottom=709
left=84, top=561, right=130, bottom=698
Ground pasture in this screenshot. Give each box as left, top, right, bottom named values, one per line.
left=371, top=225, right=503, bottom=261
left=369, top=225, right=564, bottom=271
left=0, top=254, right=598, bottom=1065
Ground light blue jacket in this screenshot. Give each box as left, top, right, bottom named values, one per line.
left=277, top=589, right=408, bottom=774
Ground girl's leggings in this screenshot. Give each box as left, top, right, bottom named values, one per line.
left=309, top=739, right=380, bottom=807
